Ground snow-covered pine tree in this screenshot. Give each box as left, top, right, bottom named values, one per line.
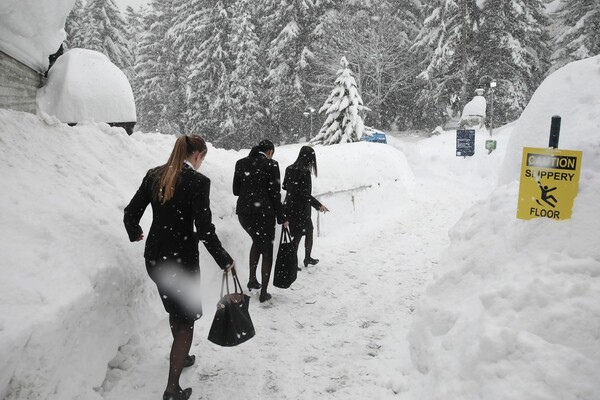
left=134, top=0, right=185, bottom=134
left=172, top=0, right=234, bottom=143
left=81, top=0, right=133, bottom=71
left=259, top=0, right=318, bottom=144
left=221, top=0, right=265, bottom=149
left=551, top=0, right=600, bottom=72
left=311, top=1, right=421, bottom=130
left=310, top=56, right=366, bottom=145
left=124, top=6, right=144, bottom=79
left=64, top=0, right=86, bottom=50
left=410, top=0, right=480, bottom=128
left=476, top=0, right=550, bottom=124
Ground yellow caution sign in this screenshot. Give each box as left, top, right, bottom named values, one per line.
left=517, top=147, right=582, bottom=220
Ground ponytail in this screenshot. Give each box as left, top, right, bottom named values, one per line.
left=155, top=135, right=207, bottom=204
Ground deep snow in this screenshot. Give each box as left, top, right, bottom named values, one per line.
left=1, top=55, right=599, bottom=400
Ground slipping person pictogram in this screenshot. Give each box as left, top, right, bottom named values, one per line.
left=536, top=181, right=558, bottom=208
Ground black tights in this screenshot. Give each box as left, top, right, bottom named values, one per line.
left=166, top=315, right=194, bottom=393
left=249, top=242, right=273, bottom=295
left=292, top=231, right=313, bottom=261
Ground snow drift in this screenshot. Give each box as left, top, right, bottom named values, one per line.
left=407, top=56, right=600, bottom=399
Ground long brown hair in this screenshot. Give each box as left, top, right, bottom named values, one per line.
left=155, top=135, right=207, bottom=204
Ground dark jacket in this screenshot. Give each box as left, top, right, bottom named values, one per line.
left=124, top=164, right=233, bottom=269
left=232, top=153, right=285, bottom=223
left=282, top=165, right=322, bottom=226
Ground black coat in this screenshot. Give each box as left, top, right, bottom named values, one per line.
left=232, top=153, right=285, bottom=223
left=282, top=165, right=321, bottom=229
left=124, top=164, right=233, bottom=269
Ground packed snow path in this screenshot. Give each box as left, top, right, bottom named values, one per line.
left=100, top=147, right=485, bottom=400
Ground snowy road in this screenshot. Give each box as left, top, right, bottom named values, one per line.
left=101, top=147, right=483, bottom=400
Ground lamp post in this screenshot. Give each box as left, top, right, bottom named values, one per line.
left=303, top=107, right=315, bottom=139
left=489, top=80, right=496, bottom=137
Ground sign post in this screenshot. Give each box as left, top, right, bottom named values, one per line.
left=516, top=147, right=582, bottom=220
left=456, top=129, right=475, bottom=157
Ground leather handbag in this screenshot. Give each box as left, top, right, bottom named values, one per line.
left=207, top=270, right=255, bottom=346
left=273, top=227, right=298, bottom=289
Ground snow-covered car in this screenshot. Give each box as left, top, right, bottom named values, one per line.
left=37, top=48, right=136, bottom=134
left=360, top=127, right=387, bottom=143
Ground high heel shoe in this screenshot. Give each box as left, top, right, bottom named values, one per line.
left=163, top=387, right=192, bottom=400
left=183, top=355, right=195, bottom=368
left=303, top=257, right=319, bottom=268
left=247, top=280, right=262, bottom=290
left=259, top=292, right=272, bottom=303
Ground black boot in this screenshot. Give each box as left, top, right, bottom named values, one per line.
left=303, top=257, right=319, bottom=268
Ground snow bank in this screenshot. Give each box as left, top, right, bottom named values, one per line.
left=38, top=49, right=137, bottom=124
left=0, top=110, right=413, bottom=398
left=0, top=0, right=75, bottom=73
left=407, top=56, right=600, bottom=399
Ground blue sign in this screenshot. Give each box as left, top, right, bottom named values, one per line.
left=456, top=129, right=475, bottom=156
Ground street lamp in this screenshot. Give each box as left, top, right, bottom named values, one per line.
left=303, top=107, right=315, bottom=139
left=489, top=80, right=496, bottom=137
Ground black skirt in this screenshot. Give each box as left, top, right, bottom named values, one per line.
left=145, top=258, right=202, bottom=323
left=238, top=212, right=276, bottom=252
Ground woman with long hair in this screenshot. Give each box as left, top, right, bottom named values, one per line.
left=233, top=139, right=287, bottom=303
left=282, top=146, right=329, bottom=268
left=124, top=135, right=235, bottom=400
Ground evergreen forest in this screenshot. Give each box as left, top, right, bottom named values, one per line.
left=64, top=0, right=600, bottom=148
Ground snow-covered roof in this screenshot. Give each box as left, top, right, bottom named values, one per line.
left=0, top=0, right=75, bottom=73
left=37, top=49, right=137, bottom=123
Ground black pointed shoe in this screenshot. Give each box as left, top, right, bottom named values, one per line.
left=247, top=280, right=262, bottom=290
left=163, top=387, right=192, bottom=400
left=303, top=257, right=319, bottom=267
left=183, top=355, right=195, bottom=368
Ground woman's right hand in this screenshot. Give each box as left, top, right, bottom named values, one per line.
left=319, top=205, right=329, bottom=213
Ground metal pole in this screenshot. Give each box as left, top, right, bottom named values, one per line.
left=490, top=88, right=494, bottom=137
left=549, top=115, right=561, bottom=149
left=310, top=112, right=313, bottom=139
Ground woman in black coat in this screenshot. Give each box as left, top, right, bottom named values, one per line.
left=124, top=135, right=235, bottom=400
left=232, top=139, right=287, bottom=302
left=283, top=146, right=329, bottom=268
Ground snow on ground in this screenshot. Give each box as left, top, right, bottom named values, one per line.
left=1, top=55, right=599, bottom=400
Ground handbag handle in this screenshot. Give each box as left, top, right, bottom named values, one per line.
left=279, top=227, right=293, bottom=245
left=219, top=268, right=244, bottom=297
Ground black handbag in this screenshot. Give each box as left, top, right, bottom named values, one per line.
left=207, top=270, right=255, bottom=347
left=273, top=227, right=298, bottom=289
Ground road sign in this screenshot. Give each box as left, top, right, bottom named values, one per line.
left=517, top=147, right=582, bottom=220
left=456, top=129, right=475, bottom=156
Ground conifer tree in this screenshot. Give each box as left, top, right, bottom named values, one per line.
left=64, top=0, right=86, bottom=50
left=134, top=0, right=185, bottom=134
left=310, top=56, right=366, bottom=145
left=260, top=0, right=319, bottom=143
left=410, top=0, right=480, bottom=127
left=476, top=0, right=550, bottom=124
left=81, top=0, right=133, bottom=71
left=551, top=0, right=600, bottom=72
left=220, top=0, right=265, bottom=149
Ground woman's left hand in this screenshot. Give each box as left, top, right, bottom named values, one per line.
left=319, top=205, right=329, bottom=213
left=225, top=261, right=236, bottom=273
